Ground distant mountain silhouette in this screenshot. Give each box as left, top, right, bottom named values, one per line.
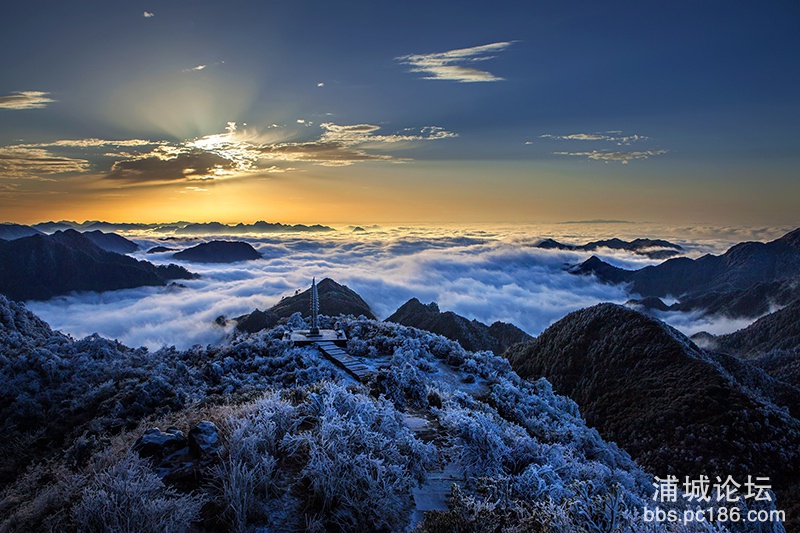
left=81, top=230, right=139, bottom=254
left=0, top=230, right=195, bottom=301
left=386, top=298, right=531, bottom=355
left=537, top=237, right=682, bottom=259
left=30, top=220, right=332, bottom=235
left=629, top=276, right=800, bottom=319
left=574, top=228, right=800, bottom=302
left=172, top=241, right=262, bottom=263
left=0, top=223, right=43, bottom=241
left=33, top=220, right=159, bottom=233
left=505, top=303, right=800, bottom=509
left=32, top=221, right=76, bottom=233
left=235, top=278, right=375, bottom=332
left=175, top=221, right=334, bottom=235
left=147, top=245, right=177, bottom=254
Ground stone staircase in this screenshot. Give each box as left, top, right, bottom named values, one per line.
left=315, top=340, right=372, bottom=381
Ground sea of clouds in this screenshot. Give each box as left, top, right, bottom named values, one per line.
left=25, top=223, right=795, bottom=350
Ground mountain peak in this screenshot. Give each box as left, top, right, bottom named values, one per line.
left=0, top=231, right=194, bottom=301
left=506, top=302, right=800, bottom=485
left=235, top=278, right=376, bottom=332
left=386, top=298, right=530, bottom=354
left=172, top=241, right=262, bottom=263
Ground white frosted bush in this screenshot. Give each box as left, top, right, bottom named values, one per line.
left=73, top=454, right=203, bottom=533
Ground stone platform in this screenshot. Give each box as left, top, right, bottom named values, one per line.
left=284, top=329, right=346, bottom=344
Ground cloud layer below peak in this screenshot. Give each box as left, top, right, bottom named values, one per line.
left=24, top=224, right=777, bottom=351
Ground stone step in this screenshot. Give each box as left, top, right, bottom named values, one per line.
left=314, top=341, right=372, bottom=381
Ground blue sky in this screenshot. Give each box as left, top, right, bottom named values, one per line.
left=1, top=0, right=799, bottom=224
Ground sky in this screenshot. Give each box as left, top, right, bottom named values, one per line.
left=1, top=0, right=799, bottom=226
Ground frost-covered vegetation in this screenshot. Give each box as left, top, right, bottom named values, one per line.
left=0, top=296, right=784, bottom=531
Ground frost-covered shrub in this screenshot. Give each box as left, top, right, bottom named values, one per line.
left=0, top=307, right=335, bottom=491
left=380, top=339, right=436, bottom=410
left=286, top=311, right=307, bottom=329
left=287, top=383, right=436, bottom=530
left=3, top=300, right=786, bottom=533
left=212, top=392, right=294, bottom=530
left=209, top=383, right=437, bottom=532
left=73, top=454, right=203, bottom=533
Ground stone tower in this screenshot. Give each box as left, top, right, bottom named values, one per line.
left=309, top=277, right=320, bottom=336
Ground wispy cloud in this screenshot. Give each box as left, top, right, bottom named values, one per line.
left=182, top=61, right=224, bottom=73
left=397, top=42, right=514, bottom=83
left=35, top=138, right=157, bottom=148
left=0, top=147, right=89, bottom=177
left=539, top=130, right=666, bottom=163
left=143, top=11, right=154, bottom=18
left=554, top=150, right=668, bottom=164
left=263, top=123, right=457, bottom=166
left=540, top=131, right=649, bottom=145
left=0, top=91, right=55, bottom=110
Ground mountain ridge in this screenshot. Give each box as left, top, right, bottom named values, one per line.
left=505, top=302, right=800, bottom=506
left=537, top=236, right=683, bottom=259
left=386, top=297, right=532, bottom=355
left=0, top=230, right=194, bottom=301
left=172, top=240, right=262, bottom=263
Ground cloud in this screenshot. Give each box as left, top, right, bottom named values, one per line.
left=539, top=130, right=666, bottom=163
left=143, top=11, right=154, bottom=18
left=397, top=42, right=514, bottom=82
left=106, top=149, right=240, bottom=183
left=540, top=132, right=649, bottom=145
left=264, top=141, right=394, bottom=166
left=0, top=146, right=90, bottom=177
left=553, top=149, right=668, bottom=164
left=0, top=120, right=457, bottom=185
left=35, top=138, right=158, bottom=148
left=645, top=308, right=759, bottom=337
left=261, top=122, right=456, bottom=166
left=182, top=61, right=224, bottom=73
left=0, top=91, right=55, bottom=110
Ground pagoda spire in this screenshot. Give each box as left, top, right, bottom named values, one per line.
left=309, top=277, right=320, bottom=335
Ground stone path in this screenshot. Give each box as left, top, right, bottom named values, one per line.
left=314, top=340, right=372, bottom=381
left=403, top=412, right=463, bottom=530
